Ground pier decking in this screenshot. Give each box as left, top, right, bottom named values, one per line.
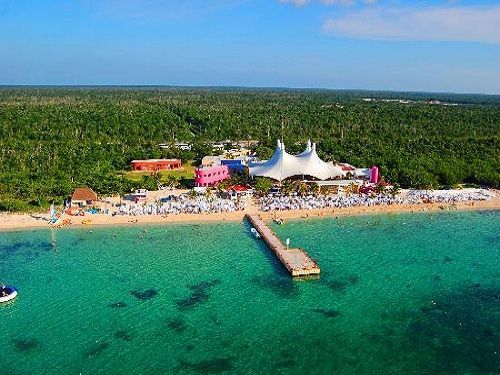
left=246, top=214, right=320, bottom=277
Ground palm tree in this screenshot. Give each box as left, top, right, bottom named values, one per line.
left=373, top=183, right=386, bottom=195
left=164, top=175, right=178, bottom=189
left=215, top=181, right=226, bottom=196
left=205, top=187, right=213, bottom=200
left=319, top=186, right=330, bottom=196
left=253, top=177, right=273, bottom=196
left=281, top=180, right=294, bottom=196
left=310, top=182, right=320, bottom=196
left=218, top=179, right=231, bottom=191
left=345, top=182, right=359, bottom=196
left=388, top=184, right=400, bottom=197
left=296, top=181, right=309, bottom=197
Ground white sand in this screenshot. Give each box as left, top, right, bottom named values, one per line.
left=0, top=190, right=498, bottom=231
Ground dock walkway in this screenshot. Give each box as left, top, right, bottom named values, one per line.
left=246, top=214, right=320, bottom=277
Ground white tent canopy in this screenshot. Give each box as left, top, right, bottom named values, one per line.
left=249, top=140, right=346, bottom=181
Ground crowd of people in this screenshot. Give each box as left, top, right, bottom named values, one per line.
left=90, top=188, right=495, bottom=216
left=406, top=189, right=494, bottom=204
left=259, top=189, right=494, bottom=212
left=259, top=193, right=404, bottom=211
left=113, top=195, right=245, bottom=216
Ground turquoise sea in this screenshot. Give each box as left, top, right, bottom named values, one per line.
left=0, top=210, right=499, bottom=375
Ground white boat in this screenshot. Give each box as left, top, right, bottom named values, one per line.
left=273, top=218, right=284, bottom=225
left=0, top=286, right=18, bottom=303
left=250, top=228, right=261, bottom=238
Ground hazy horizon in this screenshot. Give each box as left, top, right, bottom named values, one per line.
left=1, top=0, right=499, bottom=95
left=1, top=84, right=499, bottom=97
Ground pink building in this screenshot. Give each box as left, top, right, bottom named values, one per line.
left=370, top=166, right=379, bottom=184
left=195, top=165, right=229, bottom=187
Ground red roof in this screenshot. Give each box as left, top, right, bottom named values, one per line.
left=227, top=184, right=249, bottom=192
left=131, top=159, right=181, bottom=164
left=341, top=165, right=355, bottom=171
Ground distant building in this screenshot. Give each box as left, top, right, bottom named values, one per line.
left=129, top=189, right=148, bottom=203
left=237, top=140, right=259, bottom=148
left=427, top=99, right=442, bottom=105
left=71, top=187, right=98, bottom=207
left=131, top=159, right=182, bottom=172
left=226, top=148, right=251, bottom=158
left=223, top=184, right=253, bottom=199
left=201, top=155, right=221, bottom=167
left=212, top=143, right=225, bottom=152
left=175, top=142, right=192, bottom=151
left=353, top=168, right=372, bottom=180
left=221, top=159, right=245, bottom=173
left=195, top=165, right=229, bottom=187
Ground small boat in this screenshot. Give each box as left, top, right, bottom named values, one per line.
left=273, top=218, right=284, bottom=225
left=0, top=285, right=18, bottom=303
left=250, top=228, right=261, bottom=238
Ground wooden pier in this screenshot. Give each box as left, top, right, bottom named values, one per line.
left=246, top=214, right=320, bottom=277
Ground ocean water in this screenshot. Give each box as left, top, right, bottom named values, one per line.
left=0, top=211, right=499, bottom=375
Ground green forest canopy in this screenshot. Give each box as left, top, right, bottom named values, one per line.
left=0, top=87, right=499, bottom=211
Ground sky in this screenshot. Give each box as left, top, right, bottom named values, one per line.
left=0, top=0, right=499, bottom=94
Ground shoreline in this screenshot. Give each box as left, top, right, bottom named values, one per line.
left=0, top=194, right=498, bottom=232
left=259, top=198, right=500, bottom=221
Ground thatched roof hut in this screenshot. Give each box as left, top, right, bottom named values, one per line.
left=71, top=187, right=98, bottom=207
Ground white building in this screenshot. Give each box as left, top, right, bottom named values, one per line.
left=248, top=140, right=346, bottom=181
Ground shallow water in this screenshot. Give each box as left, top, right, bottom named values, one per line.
left=0, top=211, right=499, bottom=374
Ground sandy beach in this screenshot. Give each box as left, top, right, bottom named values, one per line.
left=0, top=191, right=498, bottom=231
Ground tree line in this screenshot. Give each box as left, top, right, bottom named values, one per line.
left=0, top=87, right=498, bottom=211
